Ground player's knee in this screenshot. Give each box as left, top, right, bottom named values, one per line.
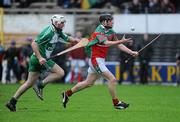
left=57, top=69, right=65, bottom=78
left=109, top=78, right=117, bottom=84
left=24, top=81, right=34, bottom=88
left=61, top=70, right=65, bottom=77
left=87, top=83, right=93, bottom=87
left=86, top=81, right=94, bottom=87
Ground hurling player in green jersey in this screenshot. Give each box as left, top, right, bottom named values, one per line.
left=62, top=14, right=138, bottom=110
left=6, top=15, right=79, bottom=112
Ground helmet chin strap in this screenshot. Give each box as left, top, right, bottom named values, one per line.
left=52, top=23, right=62, bottom=31
left=104, top=25, right=112, bottom=29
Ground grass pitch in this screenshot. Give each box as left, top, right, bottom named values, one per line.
left=0, top=84, right=180, bottom=122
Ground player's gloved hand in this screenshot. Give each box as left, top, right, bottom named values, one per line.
left=38, top=57, right=46, bottom=65
left=131, top=51, right=139, bottom=57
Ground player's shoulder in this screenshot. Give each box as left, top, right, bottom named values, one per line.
left=36, top=25, right=54, bottom=40
left=44, top=25, right=54, bottom=33
left=95, top=25, right=115, bottom=33
left=105, top=26, right=115, bottom=34
left=95, top=25, right=105, bottom=33
left=41, top=25, right=54, bottom=35
left=109, top=28, right=115, bottom=33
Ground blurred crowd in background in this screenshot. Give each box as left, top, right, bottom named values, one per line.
left=0, top=0, right=179, bottom=13
left=0, top=37, right=33, bottom=84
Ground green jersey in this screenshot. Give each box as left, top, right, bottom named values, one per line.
left=35, top=25, right=69, bottom=58
left=28, top=25, right=69, bottom=72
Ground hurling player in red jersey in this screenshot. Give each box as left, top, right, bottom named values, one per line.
left=62, top=14, right=138, bottom=109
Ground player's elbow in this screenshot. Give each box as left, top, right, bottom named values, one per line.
left=31, top=40, right=37, bottom=48
left=117, top=44, right=124, bottom=49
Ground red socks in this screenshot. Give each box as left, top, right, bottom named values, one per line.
left=66, top=90, right=119, bottom=106
left=66, top=89, right=73, bottom=97
left=112, top=98, right=119, bottom=106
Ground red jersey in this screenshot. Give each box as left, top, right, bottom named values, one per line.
left=86, top=24, right=117, bottom=59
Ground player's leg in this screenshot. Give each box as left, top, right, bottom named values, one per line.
left=70, top=72, right=99, bottom=94
left=41, top=63, right=65, bottom=86
left=62, top=72, right=99, bottom=108
left=6, top=72, right=40, bottom=112
left=93, top=57, right=129, bottom=109
left=65, top=58, right=98, bottom=95
left=62, top=58, right=110, bottom=108
left=88, top=57, right=119, bottom=100
left=101, top=71, right=117, bottom=99
left=101, top=70, right=129, bottom=109
left=33, top=63, right=64, bottom=100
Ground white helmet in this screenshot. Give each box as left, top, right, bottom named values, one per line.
left=51, top=14, right=66, bottom=25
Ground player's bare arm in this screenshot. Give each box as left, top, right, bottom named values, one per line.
left=118, top=44, right=138, bottom=57
left=114, top=34, right=138, bottom=57
left=31, top=41, right=46, bottom=65
left=104, top=38, right=133, bottom=46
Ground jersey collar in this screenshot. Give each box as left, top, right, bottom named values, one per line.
left=100, top=24, right=110, bottom=33
left=50, top=25, right=56, bottom=32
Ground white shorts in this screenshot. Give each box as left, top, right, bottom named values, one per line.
left=88, top=58, right=109, bottom=74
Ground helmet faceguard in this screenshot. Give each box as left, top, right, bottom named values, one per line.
left=51, top=15, right=66, bottom=31
left=99, top=14, right=113, bottom=29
